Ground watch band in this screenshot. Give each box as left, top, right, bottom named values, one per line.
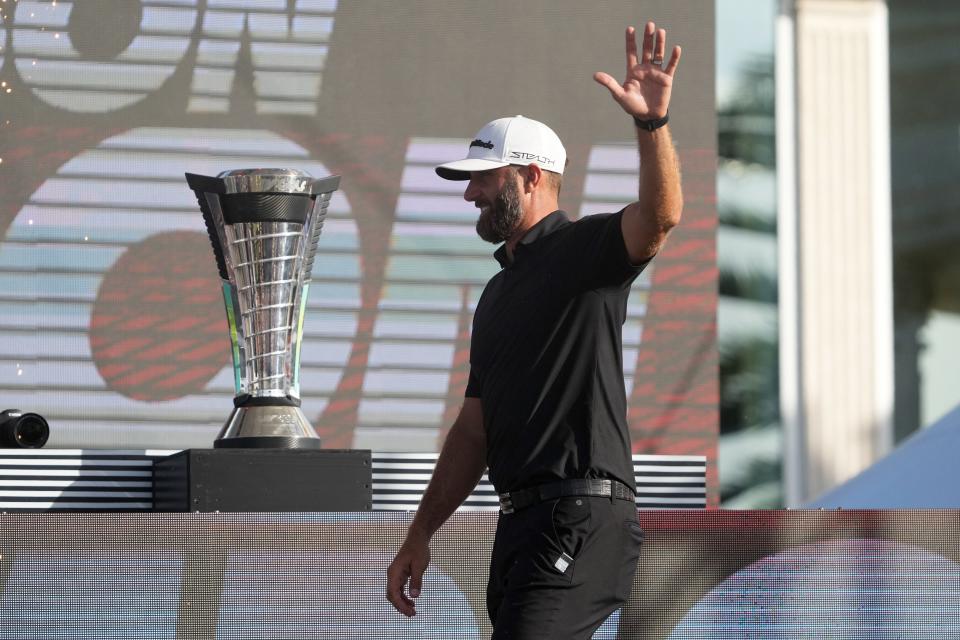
left=633, top=112, right=669, bottom=131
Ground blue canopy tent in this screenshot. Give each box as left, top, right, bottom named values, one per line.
left=808, top=404, right=960, bottom=508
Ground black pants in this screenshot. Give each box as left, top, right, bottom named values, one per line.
left=487, top=495, right=644, bottom=639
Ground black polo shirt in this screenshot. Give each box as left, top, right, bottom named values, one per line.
left=465, top=209, right=648, bottom=493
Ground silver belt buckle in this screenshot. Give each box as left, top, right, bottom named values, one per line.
left=498, top=493, right=515, bottom=514
left=599, top=480, right=612, bottom=498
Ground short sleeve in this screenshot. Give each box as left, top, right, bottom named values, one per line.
left=575, top=209, right=651, bottom=290
left=465, top=367, right=482, bottom=398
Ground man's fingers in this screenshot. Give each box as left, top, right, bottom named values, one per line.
left=654, top=28, right=667, bottom=64
left=641, top=21, right=656, bottom=63
left=388, top=589, right=415, bottom=617
left=409, top=547, right=431, bottom=598
left=593, top=71, right=625, bottom=101
left=625, top=26, right=639, bottom=71
left=386, top=562, right=416, bottom=617
left=664, top=45, right=682, bottom=76
left=409, top=569, right=424, bottom=599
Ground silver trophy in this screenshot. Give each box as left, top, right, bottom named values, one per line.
left=186, top=169, right=340, bottom=448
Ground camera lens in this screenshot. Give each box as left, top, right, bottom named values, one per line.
left=15, top=414, right=49, bottom=448
left=0, top=410, right=50, bottom=448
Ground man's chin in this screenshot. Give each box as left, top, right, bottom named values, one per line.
left=475, top=211, right=496, bottom=243
left=476, top=208, right=521, bottom=244
left=476, top=226, right=502, bottom=244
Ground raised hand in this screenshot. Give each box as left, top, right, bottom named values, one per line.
left=594, top=22, right=681, bottom=120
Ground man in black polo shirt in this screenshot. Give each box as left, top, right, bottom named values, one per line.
left=387, top=22, right=683, bottom=638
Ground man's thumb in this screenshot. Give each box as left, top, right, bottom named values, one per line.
left=593, top=72, right=625, bottom=100
left=409, top=570, right=423, bottom=598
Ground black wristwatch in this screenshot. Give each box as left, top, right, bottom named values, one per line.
left=633, top=112, right=669, bottom=131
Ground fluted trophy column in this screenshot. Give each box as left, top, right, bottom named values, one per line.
left=185, top=169, right=340, bottom=448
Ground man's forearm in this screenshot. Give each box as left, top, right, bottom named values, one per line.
left=637, top=124, right=682, bottom=232
left=406, top=409, right=487, bottom=543
left=620, top=124, right=683, bottom=262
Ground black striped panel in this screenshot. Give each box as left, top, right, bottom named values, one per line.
left=0, top=449, right=176, bottom=512
left=372, top=453, right=706, bottom=511
left=0, top=451, right=706, bottom=512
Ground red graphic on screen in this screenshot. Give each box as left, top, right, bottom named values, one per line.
left=629, top=149, right=719, bottom=502
left=90, top=231, right=228, bottom=402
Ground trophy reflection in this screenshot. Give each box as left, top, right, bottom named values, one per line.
left=186, top=169, right=340, bottom=448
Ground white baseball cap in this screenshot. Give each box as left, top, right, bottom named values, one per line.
left=435, top=115, right=567, bottom=181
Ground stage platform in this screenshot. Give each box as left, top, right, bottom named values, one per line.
left=0, top=509, right=957, bottom=639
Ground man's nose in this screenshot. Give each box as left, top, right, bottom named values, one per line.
left=463, top=179, right=479, bottom=202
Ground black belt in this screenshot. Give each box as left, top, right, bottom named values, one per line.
left=498, top=479, right=635, bottom=514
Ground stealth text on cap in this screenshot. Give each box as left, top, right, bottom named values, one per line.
left=508, top=151, right=555, bottom=166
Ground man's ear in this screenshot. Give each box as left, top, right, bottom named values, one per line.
left=522, top=163, right=543, bottom=193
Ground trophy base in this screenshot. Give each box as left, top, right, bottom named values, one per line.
left=214, top=435, right=324, bottom=449
left=215, top=404, right=322, bottom=449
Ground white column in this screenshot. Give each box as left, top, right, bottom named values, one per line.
left=776, top=0, right=804, bottom=507
left=786, top=0, right=893, bottom=502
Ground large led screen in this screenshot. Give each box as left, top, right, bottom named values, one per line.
left=1, top=510, right=959, bottom=638
left=0, top=1, right=717, bottom=493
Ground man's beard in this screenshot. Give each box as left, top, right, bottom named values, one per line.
left=476, top=177, right=523, bottom=244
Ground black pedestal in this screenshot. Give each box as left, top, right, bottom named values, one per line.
left=153, top=449, right=371, bottom=512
